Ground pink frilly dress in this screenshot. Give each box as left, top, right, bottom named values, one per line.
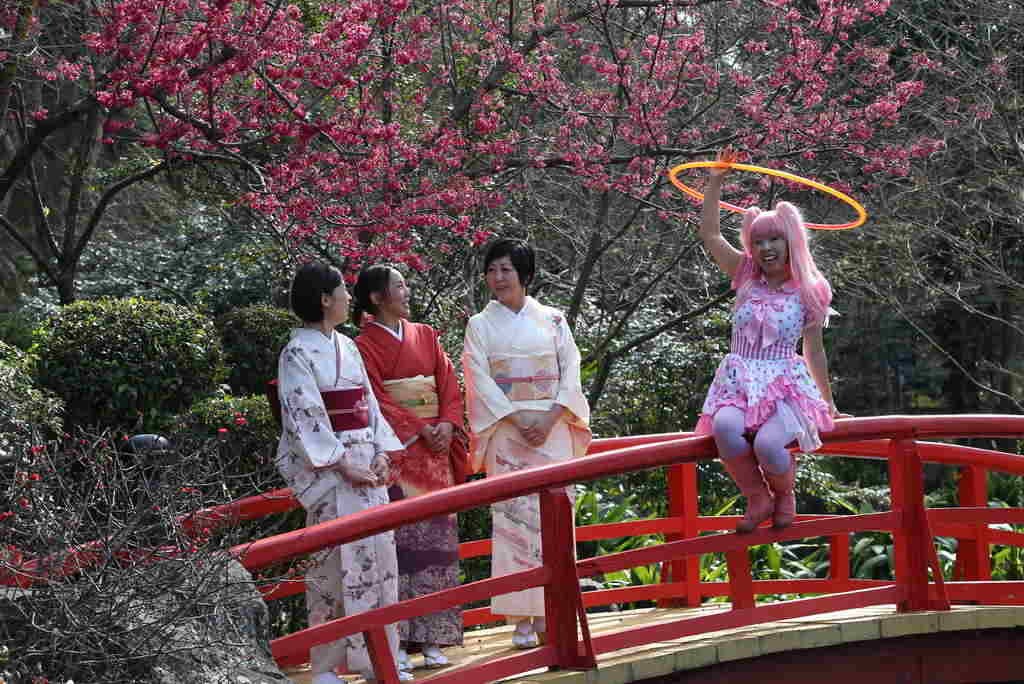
left=695, top=256, right=834, bottom=452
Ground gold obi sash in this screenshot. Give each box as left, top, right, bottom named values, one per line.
left=489, top=355, right=559, bottom=402
left=383, top=375, right=440, bottom=419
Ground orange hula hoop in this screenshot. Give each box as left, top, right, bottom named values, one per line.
left=668, top=161, right=867, bottom=230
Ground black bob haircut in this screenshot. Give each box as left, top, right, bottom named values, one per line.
left=483, top=238, right=535, bottom=289
left=290, top=262, right=343, bottom=323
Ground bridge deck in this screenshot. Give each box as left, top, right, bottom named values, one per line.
left=284, top=603, right=1024, bottom=683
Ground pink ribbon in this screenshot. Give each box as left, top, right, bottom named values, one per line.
left=742, top=294, right=787, bottom=348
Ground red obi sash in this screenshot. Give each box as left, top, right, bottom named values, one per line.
left=265, top=381, right=369, bottom=432
left=322, top=387, right=369, bottom=431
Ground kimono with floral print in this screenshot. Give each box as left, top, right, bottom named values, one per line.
left=463, top=297, right=592, bottom=617
left=275, top=327, right=403, bottom=678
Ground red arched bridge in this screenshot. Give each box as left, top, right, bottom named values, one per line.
left=12, top=415, right=1024, bottom=683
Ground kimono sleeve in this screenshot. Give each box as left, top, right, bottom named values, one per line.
left=277, top=344, right=345, bottom=470
left=354, top=349, right=404, bottom=453
left=552, top=313, right=591, bottom=426
left=462, top=316, right=516, bottom=435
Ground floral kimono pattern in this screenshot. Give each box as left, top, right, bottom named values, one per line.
left=463, top=297, right=591, bottom=616
left=275, top=328, right=403, bottom=678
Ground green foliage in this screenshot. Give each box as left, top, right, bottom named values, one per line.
left=991, top=537, right=1024, bottom=580
left=0, top=310, right=38, bottom=350
left=0, top=341, right=64, bottom=458
left=216, top=305, right=298, bottom=396
left=19, top=207, right=293, bottom=318
left=574, top=485, right=663, bottom=609
left=585, top=307, right=729, bottom=439
left=33, top=298, right=226, bottom=431
left=175, top=393, right=281, bottom=497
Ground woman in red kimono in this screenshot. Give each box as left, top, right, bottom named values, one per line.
left=353, top=264, right=469, bottom=673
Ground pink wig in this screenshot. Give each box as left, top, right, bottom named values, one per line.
left=739, top=201, right=832, bottom=325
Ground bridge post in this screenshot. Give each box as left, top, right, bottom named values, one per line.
left=955, top=464, right=991, bottom=582
left=364, top=626, right=401, bottom=683
left=830, top=533, right=850, bottom=586
left=540, top=488, right=596, bottom=670
left=660, top=463, right=702, bottom=607
left=726, top=547, right=755, bottom=610
left=889, top=439, right=950, bottom=612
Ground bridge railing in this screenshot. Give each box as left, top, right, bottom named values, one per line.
left=217, top=415, right=1024, bottom=682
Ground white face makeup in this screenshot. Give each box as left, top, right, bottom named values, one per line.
left=752, top=232, right=789, bottom=276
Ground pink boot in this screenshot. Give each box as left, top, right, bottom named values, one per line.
left=764, top=456, right=798, bottom=529
left=722, top=451, right=774, bottom=534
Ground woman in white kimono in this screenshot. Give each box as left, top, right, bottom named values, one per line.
left=274, top=262, right=412, bottom=684
left=462, top=238, right=592, bottom=649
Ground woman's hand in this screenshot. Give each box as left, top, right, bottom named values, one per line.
left=371, top=451, right=396, bottom=485
left=509, top=411, right=540, bottom=445
left=830, top=404, right=853, bottom=419
left=432, top=421, right=454, bottom=453
left=420, top=423, right=441, bottom=452
left=335, top=460, right=381, bottom=488
left=420, top=422, right=454, bottom=453
left=709, top=146, right=739, bottom=177
left=512, top=407, right=562, bottom=447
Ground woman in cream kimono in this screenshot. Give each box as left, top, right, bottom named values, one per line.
left=462, top=238, right=592, bottom=649
left=274, top=262, right=412, bottom=684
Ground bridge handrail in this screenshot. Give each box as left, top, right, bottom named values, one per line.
left=7, top=415, right=1024, bottom=682
left=259, top=415, right=1024, bottom=679
left=230, top=415, right=1024, bottom=570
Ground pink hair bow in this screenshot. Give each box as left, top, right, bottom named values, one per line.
left=742, top=294, right=787, bottom=348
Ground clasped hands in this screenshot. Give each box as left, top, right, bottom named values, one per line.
left=509, top=407, right=563, bottom=447
left=419, top=421, right=454, bottom=454
left=334, top=450, right=397, bottom=488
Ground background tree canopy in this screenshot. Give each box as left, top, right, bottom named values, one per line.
left=2, top=5, right=1024, bottom=681
left=1, top=0, right=1021, bottom=423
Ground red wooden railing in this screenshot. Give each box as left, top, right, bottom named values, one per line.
left=214, top=415, right=1024, bottom=682
left=6, top=415, right=1024, bottom=682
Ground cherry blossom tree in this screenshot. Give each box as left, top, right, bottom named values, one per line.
left=822, top=0, right=1024, bottom=414
left=1, top=0, right=994, bottom=389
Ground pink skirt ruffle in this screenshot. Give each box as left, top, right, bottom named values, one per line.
left=695, top=353, right=833, bottom=452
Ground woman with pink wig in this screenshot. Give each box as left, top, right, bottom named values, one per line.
left=694, top=150, right=845, bottom=533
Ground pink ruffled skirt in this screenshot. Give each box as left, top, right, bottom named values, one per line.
left=695, top=353, right=834, bottom=452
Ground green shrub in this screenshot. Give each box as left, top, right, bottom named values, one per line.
left=33, top=298, right=226, bottom=431
left=0, top=310, right=38, bottom=350
left=216, top=305, right=297, bottom=396
left=0, top=341, right=63, bottom=458
left=175, top=393, right=282, bottom=498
